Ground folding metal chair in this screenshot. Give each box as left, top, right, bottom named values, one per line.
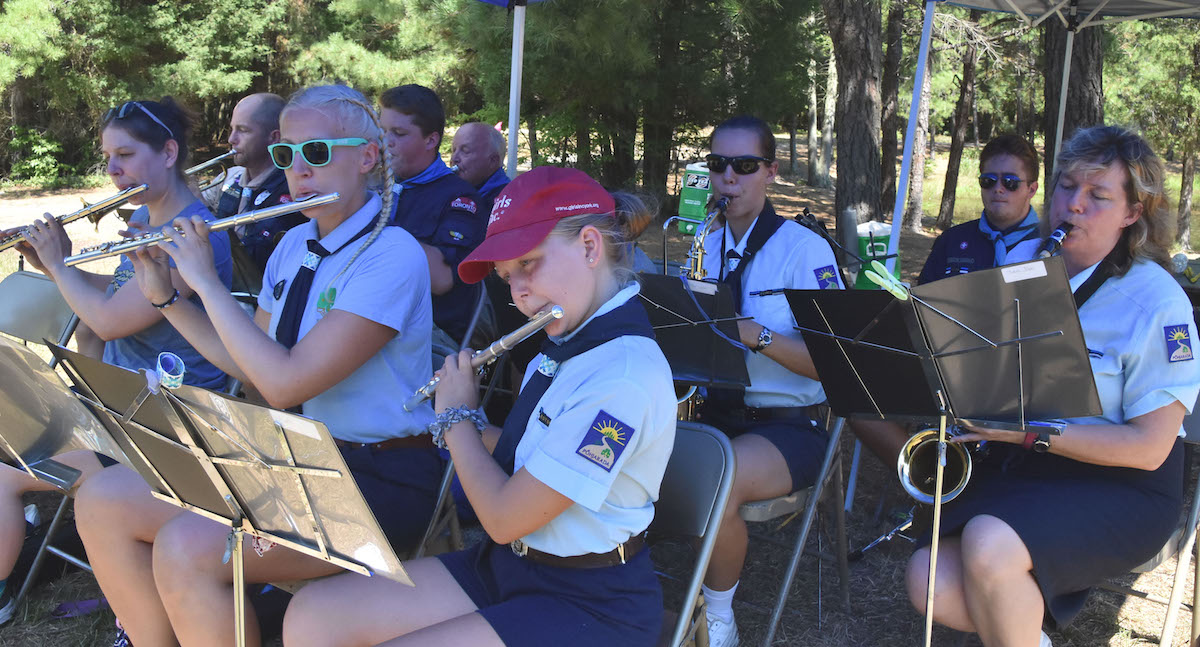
left=737, top=414, right=851, bottom=647
left=1098, top=414, right=1200, bottom=647
left=0, top=272, right=90, bottom=609
left=650, top=421, right=736, bottom=647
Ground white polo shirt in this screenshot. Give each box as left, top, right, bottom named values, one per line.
left=258, top=191, right=436, bottom=442
left=513, top=284, right=677, bottom=556
left=702, top=215, right=843, bottom=408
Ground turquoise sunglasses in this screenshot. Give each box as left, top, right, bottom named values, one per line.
left=268, top=138, right=368, bottom=169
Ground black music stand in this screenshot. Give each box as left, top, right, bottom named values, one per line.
left=637, top=273, right=750, bottom=391
left=47, top=344, right=409, bottom=647
left=785, top=256, right=1101, bottom=647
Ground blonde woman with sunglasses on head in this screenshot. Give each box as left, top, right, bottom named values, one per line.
left=73, top=85, right=443, bottom=647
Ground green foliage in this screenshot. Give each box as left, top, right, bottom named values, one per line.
left=7, top=126, right=65, bottom=183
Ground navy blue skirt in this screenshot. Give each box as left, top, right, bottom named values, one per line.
left=919, top=439, right=1184, bottom=627
left=701, top=407, right=829, bottom=492
left=438, top=541, right=663, bottom=647
left=341, top=444, right=444, bottom=552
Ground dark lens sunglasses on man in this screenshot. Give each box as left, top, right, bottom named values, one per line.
left=706, top=154, right=770, bottom=175
left=269, top=138, right=368, bottom=170
left=978, top=173, right=1029, bottom=192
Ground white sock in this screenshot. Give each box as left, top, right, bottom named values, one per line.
left=702, top=582, right=738, bottom=623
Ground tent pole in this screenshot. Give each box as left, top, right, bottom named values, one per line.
left=1051, top=27, right=1075, bottom=178
left=884, top=0, right=937, bottom=275
left=507, top=3, right=527, bottom=175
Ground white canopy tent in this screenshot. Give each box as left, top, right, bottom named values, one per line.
left=476, top=0, right=547, bottom=175
left=884, top=0, right=1200, bottom=275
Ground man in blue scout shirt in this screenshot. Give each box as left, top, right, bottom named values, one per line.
left=203, top=93, right=304, bottom=290
left=380, top=84, right=486, bottom=345
left=918, top=134, right=1041, bottom=284
left=451, top=121, right=511, bottom=215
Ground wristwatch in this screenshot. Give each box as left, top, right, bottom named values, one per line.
left=753, top=327, right=773, bottom=353
left=1032, top=432, right=1052, bottom=453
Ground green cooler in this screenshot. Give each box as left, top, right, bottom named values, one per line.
left=677, top=162, right=712, bottom=234
left=854, top=221, right=901, bottom=289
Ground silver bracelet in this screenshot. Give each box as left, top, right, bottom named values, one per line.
left=428, top=406, right=488, bottom=449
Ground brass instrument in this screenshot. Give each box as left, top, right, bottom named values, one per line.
left=0, top=184, right=149, bottom=254
left=404, top=306, right=564, bottom=411
left=63, top=192, right=339, bottom=267
left=186, top=150, right=238, bottom=192
left=685, top=196, right=728, bottom=280
left=897, top=426, right=973, bottom=505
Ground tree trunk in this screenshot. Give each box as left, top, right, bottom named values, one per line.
left=902, top=61, right=931, bottom=233
left=821, top=0, right=883, bottom=251
left=972, top=83, right=980, bottom=149
left=813, top=51, right=837, bottom=189
left=880, top=0, right=904, bottom=217
left=640, top=1, right=683, bottom=214
left=575, top=121, right=591, bottom=174
left=1179, top=147, right=1195, bottom=252
left=936, top=11, right=980, bottom=231
left=789, top=113, right=798, bottom=176
left=527, top=114, right=539, bottom=167
left=807, top=57, right=820, bottom=185
left=1043, top=18, right=1104, bottom=190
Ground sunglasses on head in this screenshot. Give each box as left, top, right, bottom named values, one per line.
left=105, top=101, right=175, bottom=139
left=705, top=154, right=770, bottom=175
left=978, top=173, right=1030, bottom=192
left=268, top=138, right=368, bottom=170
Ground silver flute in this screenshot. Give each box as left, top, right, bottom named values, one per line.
left=404, top=305, right=564, bottom=411
left=63, top=192, right=340, bottom=267
left=184, top=149, right=237, bottom=177
left=0, top=184, right=149, bottom=253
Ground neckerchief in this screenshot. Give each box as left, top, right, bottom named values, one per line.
left=477, top=168, right=511, bottom=201
left=979, top=207, right=1040, bottom=266
left=491, top=292, right=655, bottom=475
left=719, top=200, right=786, bottom=309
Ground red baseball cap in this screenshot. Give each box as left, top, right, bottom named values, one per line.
left=458, top=166, right=616, bottom=284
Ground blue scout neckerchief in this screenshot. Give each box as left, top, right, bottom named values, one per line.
left=389, top=158, right=457, bottom=219
left=477, top=168, right=511, bottom=201
left=491, top=295, right=656, bottom=475
left=978, top=207, right=1040, bottom=266
left=719, top=200, right=786, bottom=310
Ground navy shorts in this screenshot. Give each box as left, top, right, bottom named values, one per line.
left=438, top=541, right=663, bottom=647
left=340, top=445, right=444, bottom=553
left=702, top=408, right=829, bottom=492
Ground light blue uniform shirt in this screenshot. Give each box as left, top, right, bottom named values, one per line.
left=103, top=200, right=232, bottom=390
left=514, top=284, right=677, bottom=556
left=1067, top=258, right=1200, bottom=434
left=702, top=217, right=842, bottom=408
left=258, top=192, right=436, bottom=442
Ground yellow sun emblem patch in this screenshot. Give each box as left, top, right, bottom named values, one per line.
left=576, top=410, right=634, bottom=472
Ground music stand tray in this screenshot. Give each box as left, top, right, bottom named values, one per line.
left=47, top=343, right=409, bottom=646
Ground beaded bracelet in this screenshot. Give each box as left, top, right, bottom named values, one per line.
left=428, top=406, right=488, bottom=449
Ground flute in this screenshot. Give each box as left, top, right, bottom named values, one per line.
left=185, top=150, right=237, bottom=177
left=1036, top=223, right=1074, bottom=259
left=63, top=192, right=340, bottom=267
left=0, top=184, right=148, bottom=253
left=404, top=305, right=564, bottom=411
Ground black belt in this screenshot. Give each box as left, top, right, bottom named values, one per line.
left=704, top=404, right=819, bottom=424
left=509, top=534, right=645, bottom=569
left=333, top=434, right=434, bottom=452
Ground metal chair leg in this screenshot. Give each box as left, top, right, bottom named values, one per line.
left=14, top=493, right=81, bottom=608
left=1161, top=474, right=1200, bottom=646
left=760, top=417, right=845, bottom=647
left=831, top=450, right=851, bottom=611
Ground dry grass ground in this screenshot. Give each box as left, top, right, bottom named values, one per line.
left=0, top=141, right=1197, bottom=646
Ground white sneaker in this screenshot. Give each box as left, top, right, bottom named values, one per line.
left=705, top=612, right=740, bottom=647
left=1039, top=630, right=1053, bottom=647
left=23, top=504, right=39, bottom=528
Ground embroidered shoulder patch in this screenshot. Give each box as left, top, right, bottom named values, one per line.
left=316, top=287, right=337, bottom=316
left=278, top=194, right=292, bottom=204
left=1165, top=325, right=1194, bottom=363
left=273, top=280, right=286, bottom=300
left=254, top=191, right=270, bottom=206
left=814, top=265, right=839, bottom=289
left=576, top=410, right=634, bottom=472
left=451, top=197, right=477, bottom=214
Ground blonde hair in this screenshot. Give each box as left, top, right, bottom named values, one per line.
left=281, top=84, right=394, bottom=287
left=1052, top=125, right=1172, bottom=275
left=550, top=191, right=654, bottom=285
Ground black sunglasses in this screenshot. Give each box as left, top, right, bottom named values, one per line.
left=706, top=154, right=770, bottom=175
left=978, top=173, right=1030, bottom=192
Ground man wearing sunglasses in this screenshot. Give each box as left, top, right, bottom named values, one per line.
left=380, top=84, right=485, bottom=346
left=918, top=134, right=1041, bottom=284
left=202, top=93, right=305, bottom=291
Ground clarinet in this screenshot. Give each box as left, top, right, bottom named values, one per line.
left=404, top=306, right=564, bottom=411
left=1036, top=223, right=1074, bottom=259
